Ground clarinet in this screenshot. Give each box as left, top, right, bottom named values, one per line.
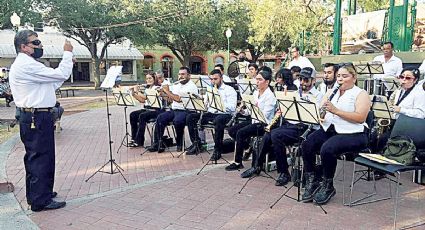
left=319, top=85, right=341, bottom=119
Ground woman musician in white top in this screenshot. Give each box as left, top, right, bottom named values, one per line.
left=225, top=70, right=277, bottom=171
left=128, top=71, right=161, bottom=147
left=301, top=63, right=371, bottom=205
left=375, top=68, right=425, bottom=152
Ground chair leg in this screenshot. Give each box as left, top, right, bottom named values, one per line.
left=342, top=155, right=347, bottom=205
left=349, top=161, right=356, bottom=206
left=394, top=172, right=400, bottom=230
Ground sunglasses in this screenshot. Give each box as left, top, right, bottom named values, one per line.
left=397, top=75, right=415, bottom=81
left=27, top=40, right=41, bottom=46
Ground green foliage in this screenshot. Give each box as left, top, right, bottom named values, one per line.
left=0, top=0, right=42, bottom=29
left=357, top=0, right=389, bottom=12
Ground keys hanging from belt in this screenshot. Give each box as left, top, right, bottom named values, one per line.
left=31, top=114, right=36, bottom=129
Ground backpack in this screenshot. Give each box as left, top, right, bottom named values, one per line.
left=383, top=135, right=416, bottom=165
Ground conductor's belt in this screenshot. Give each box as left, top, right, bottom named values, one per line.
left=20, top=108, right=53, bottom=113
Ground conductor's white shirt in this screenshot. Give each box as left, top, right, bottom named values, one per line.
left=9, top=51, right=74, bottom=108
left=372, top=54, right=403, bottom=79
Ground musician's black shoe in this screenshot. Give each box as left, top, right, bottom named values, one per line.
left=210, top=150, right=222, bottom=161
left=186, top=145, right=200, bottom=155
left=240, top=167, right=260, bottom=178
left=147, top=144, right=159, bottom=152
left=302, top=172, right=320, bottom=203
left=176, top=145, right=183, bottom=152
left=242, top=148, right=252, bottom=161
left=275, top=172, right=291, bottom=186
left=28, top=192, right=58, bottom=205
left=157, top=146, right=165, bottom=153
left=313, top=178, right=336, bottom=205
left=31, top=200, right=66, bottom=212
left=225, top=163, right=244, bottom=171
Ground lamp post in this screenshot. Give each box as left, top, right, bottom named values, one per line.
left=225, top=28, right=232, bottom=67
left=10, top=12, right=21, bottom=32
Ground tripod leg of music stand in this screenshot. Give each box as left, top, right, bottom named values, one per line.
left=85, top=160, right=110, bottom=182
left=111, top=160, right=129, bottom=183
left=196, top=158, right=212, bottom=175
left=238, top=176, right=256, bottom=194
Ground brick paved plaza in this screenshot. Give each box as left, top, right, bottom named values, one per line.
left=1, top=102, right=425, bottom=230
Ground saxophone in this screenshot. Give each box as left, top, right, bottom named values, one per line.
left=264, top=85, right=287, bottom=132
left=376, top=88, right=397, bottom=136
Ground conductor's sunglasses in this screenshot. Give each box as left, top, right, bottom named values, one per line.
left=27, top=40, right=41, bottom=46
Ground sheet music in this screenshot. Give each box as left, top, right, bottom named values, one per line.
left=191, top=75, right=212, bottom=88
left=145, top=88, right=162, bottom=109
left=241, top=94, right=267, bottom=123
left=275, top=92, right=320, bottom=124
left=100, top=66, right=123, bottom=89
left=370, top=95, right=393, bottom=119
left=236, top=78, right=257, bottom=95
left=183, top=93, right=207, bottom=111
left=206, top=87, right=225, bottom=112
left=113, top=90, right=135, bottom=106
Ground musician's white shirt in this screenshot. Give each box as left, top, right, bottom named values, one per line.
left=252, top=87, right=276, bottom=124
left=288, top=56, right=315, bottom=71
left=372, top=54, right=403, bottom=79
left=393, top=88, right=425, bottom=119
left=222, top=74, right=232, bottom=83
left=414, top=79, right=424, bottom=91
left=206, top=83, right=237, bottom=114
left=171, top=80, right=198, bottom=110
left=318, top=82, right=339, bottom=97
left=9, top=51, right=73, bottom=108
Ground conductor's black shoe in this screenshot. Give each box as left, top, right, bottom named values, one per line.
left=210, top=150, right=222, bottom=161
left=225, top=163, right=244, bottom=171
left=28, top=192, right=58, bottom=205
left=275, top=172, right=291, bottom=186
left=31, top=200, right=66, bottom=212
left=240, top=167, right=260, bottom=178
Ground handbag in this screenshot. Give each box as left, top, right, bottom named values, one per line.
left=383, top=135, right=416, bottom=165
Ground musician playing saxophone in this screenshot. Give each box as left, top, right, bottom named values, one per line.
left=375, top=68, right=425, bottom=153
left=240, top=67, right=323, bottom=186
left=301, top=63, right=370, bottom=205
left=185, top=69, right=237, bottom=159
left=225, top=70, right=276, bottom=171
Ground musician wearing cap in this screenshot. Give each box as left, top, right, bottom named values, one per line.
left=225, top=70, right=277, bottom=171
left=128, top=71, right=161, bottom=148
left=185, top=69, right=237, bottom=159
left=9, top=30, right=73, bottom=211
left=318, top=63, right=339, bottom=95
left=301, top=63, right=371, bottom=205
left=376, top=68, right=425, bottom=152
left=240, top=67, right=323, bottom=185
left=147, top=67, right=198, bottom=153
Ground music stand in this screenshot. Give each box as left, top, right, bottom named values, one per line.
left=86, top=66, right=128, bottom=183
left=270, top=94, right=327, bottom=213
left=113, top=90, right=135, bottom=154
left=196, top=87, right=232, bottom=175
left=236, top=78, right=257, bottom=95
left=354, top=63, right=385, bottom=95
left=370, top=95, right=394, bottom=121
left=237, top=94, right=277, bottom=193
left=191, top=75, right=212, bottom=95
left=140, top=88, right=164, bottom=156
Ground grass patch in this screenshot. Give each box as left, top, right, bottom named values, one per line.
left=0, top=124, right=18, bottom=144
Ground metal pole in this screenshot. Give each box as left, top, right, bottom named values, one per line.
left=389, top=0, right=395, bottom=43
left=333, top=0, right=342, bottom=55
left=227, top=37, right=230, bottom=67
left=348, top=0, right=352, bottom=15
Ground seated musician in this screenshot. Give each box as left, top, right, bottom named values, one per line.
left=128, top=71, right=162, bottom=147
left=214, top=64, right=232, bottom=83
left=318, top=63, right=339, bottom=95
left=147, top=67, right=198, bottom=153
left=247, top=63, right=259, bottom=79
left=375, top=68, right=425, bottom=152
left=274, top=68, right=298, bottom=91
left=290, top=66, right=301, bottom=89
left=301, top=63, right=371, bottom=205
left=372, top=42, right=403, bottom=80
left=225, top=70, right=276, bottom=171
left=240, top=67, right=323, bottom=186
left=185, top=69, right=237, bottom=158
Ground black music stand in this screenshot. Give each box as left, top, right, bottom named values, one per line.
left=113, top=90, right=135, bottom=154
left=237, top=95, right=277, bottom=193
left=269, top=95, right=326, bottom=212
left=354, top=63, right=385, bottom=95
left=86, top=89, right=128, bottom=183
left=140, top=88, right=165, bottom=156
left=196, top=87, right=232, bottom=175
left=236, top=78, right=257, bottom=95
left=177, top=93, right=207, bottom=160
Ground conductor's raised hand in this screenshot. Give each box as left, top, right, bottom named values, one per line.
left=64, top=40, right=73, bottom=52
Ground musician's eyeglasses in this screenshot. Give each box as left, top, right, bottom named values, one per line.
left=397, top=75, right=415, bottom=81
left=27, top=40, right=41, bottom=46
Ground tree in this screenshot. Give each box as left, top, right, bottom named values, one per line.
left=38, top=0, right=151, bottom=87
left=0, top=0, right=42, bottom=29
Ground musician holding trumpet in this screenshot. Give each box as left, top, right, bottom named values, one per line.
left=240, top=67, right=323, bottom=186
left=301, top=63, right=371, bottom=205
left=225, top=70, right=276, bottom=171
left=185, top=69, right=237, bottom=159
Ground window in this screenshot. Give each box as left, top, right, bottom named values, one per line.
left=122, top=60, right=133, bottom=74
left=143, top=55, right=154, bottom=70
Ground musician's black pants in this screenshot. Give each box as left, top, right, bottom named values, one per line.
left=302, top=127, right=368, bottom=179
left=135, top=109, right=162, bottom=146
left=19, top=110, right=55, bottom=207
left=186, top=112, right=231, bottom=152
left=228, top=122, right=265, bottom=164
left=153, top=110, right=188, bottom=147
left=256, top=123, right=306, bottom=173
left=130, top=109, right=146, bottom=141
